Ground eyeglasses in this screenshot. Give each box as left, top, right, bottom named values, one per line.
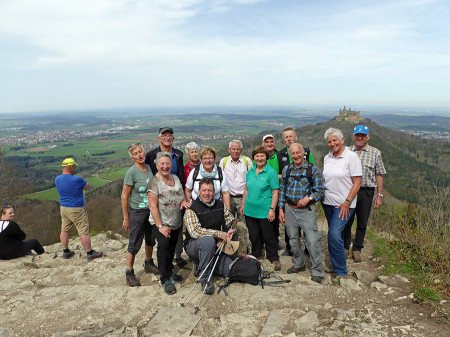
left=128, top=143, right=141, bottom=150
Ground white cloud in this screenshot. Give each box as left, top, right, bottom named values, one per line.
left=0, top=0, right=449, bottom=111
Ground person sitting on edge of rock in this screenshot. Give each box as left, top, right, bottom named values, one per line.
left=0, top=205, right=44, bottom=260
left=184, top=178, right=237, bottom=295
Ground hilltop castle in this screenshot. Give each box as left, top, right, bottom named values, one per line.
left=336, top=106, right=363, bottom=122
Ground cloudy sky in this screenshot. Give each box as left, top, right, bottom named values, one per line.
left=0, top=0, right=449, bottom=113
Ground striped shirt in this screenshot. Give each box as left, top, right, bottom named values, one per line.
left=278, top=162, right=324, bottom=209
left=350, top=144, right=386, bottom=188
left=184, top=205, right=235, bottom=240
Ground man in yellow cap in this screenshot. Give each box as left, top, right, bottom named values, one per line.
left=55, top=158, right=103, bottom=261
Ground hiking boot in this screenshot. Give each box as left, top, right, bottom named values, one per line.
left=62, top=250, right=75, bottom=259
left=311, top=276, right=324, bottom=284
left=352, top=250, right=362, bottom=262
left=162, top=279, right=177, bottom=295
left=126, top=269, right=140, bottom=287
left=272, top=260, right=281, bottom=271
left=281, top=250, right=293, bottom=257
left=144, top=259, right=160, bottom=274
left=175, top=257, right=187, bottom=268
left=87, top=250, right=103, bottom=261
left=287, top=266, right=306, bottom=274
left=345, top=248, right=351, bottom=259
left=202, top=281, right=214, bottom=295
left=170, top=273, right=183, bottom=283
left=193, top=263, right=199, bottom=277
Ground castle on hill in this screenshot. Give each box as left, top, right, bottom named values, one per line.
left=336, top=106, right=363, bottom=122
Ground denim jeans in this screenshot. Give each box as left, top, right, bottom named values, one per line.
left=323, top=204, right=355, bottom=276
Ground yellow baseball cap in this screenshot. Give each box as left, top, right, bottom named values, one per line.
left=61, top=158, right=77, bottom=167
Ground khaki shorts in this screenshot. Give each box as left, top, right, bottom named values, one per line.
left=60, top=206, right=90, bottom=236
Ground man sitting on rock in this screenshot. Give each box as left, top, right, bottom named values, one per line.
left=184, top=178, right=237, bottom=295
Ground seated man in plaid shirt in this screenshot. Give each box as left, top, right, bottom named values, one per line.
left=278, top=143, right=325, bottom=284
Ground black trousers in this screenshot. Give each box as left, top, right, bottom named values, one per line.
left=17, top=239, right=44, bottom=259
left=344, top=187, right=375, bottom=251
left=245, top=215, right=279, bottom=262
left=155, top=227, right=180, bottom=284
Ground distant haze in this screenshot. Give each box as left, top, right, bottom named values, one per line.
left=0, top=0, right=449, bottom=113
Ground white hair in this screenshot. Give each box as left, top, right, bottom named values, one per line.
left=229, top=140, right=243, bottom=150
left=289, top=143, right=304, bottom=153
left=155, top=152, right=172, bottom=164
left=185, top=142, right=200, bottom=153
left=324, top=127, right=344, bottom=141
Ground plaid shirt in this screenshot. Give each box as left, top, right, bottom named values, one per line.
left=278, top=162, right=324, bottom=209
left=184, top=204, right=235, bottom=240
left=350, top=144, right=386, bottom=188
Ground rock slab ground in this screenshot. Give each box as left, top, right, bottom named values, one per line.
left=0, top=220, right=448, bottom=336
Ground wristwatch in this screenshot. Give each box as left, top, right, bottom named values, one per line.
left=377, top=193, right=384, bottom=198
left=270, top=207, right=275, bottom=211
left=157, top=224, right=163, bottom=229
left=308, top=196, right=314, bottom=201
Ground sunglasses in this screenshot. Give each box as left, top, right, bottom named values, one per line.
left=128, top=143, right=142, bottom=150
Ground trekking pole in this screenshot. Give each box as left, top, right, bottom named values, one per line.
left=180, top=240, right=226, bottom=307
left=194, top=241, right=225, bottom=314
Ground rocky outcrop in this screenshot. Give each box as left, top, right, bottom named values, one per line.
left=0, top=223, right=448, bottom=336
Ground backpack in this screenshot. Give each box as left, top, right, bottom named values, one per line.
left=228, top=255, right=264, bottom=286
left=222, top=156, right=250, bottom=171
left=192, top=164, right=223, bottom=185
left=303, top=147, right=311, bottom=163
left=224, top=255, right=291, bottom=289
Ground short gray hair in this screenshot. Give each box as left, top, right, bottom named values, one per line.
left=229, top=140, right=243, bottom=150
left=185, top=142, right=200, bottom=154
left=155, top=151, right=172, bottom=165
left=324, top=127, right=344, bottom=141
left=289, top=143, right=304, bottom=153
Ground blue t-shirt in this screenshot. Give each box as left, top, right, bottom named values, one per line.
left=55, top=174, right=87, bottom=207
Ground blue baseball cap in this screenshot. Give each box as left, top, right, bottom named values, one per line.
left=353, top=125, right=369, bottom=135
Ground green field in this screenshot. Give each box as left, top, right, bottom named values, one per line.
left=25, top=172, right=120, bottom=201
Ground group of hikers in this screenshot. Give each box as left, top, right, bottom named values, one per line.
left=0, top=124, right=386, bottom=297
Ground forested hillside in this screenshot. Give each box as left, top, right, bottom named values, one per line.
left=241, top=118, right=449, bottom=204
